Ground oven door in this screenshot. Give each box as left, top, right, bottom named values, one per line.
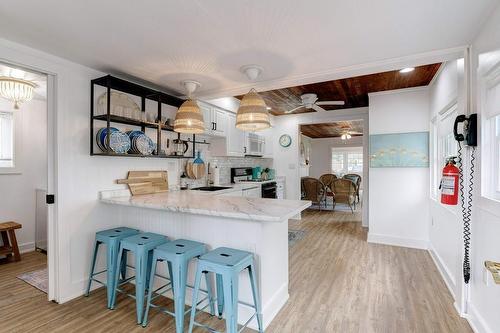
left=261, top=182, right=277, bottom=199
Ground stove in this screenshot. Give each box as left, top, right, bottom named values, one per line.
left=231, top=167, right=277, bottom=198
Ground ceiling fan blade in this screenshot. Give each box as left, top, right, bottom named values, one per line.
left=284, top=105, right=305, bottom=114
left=311, top=104, right=326, bottom=112
left=316, top=101, right=345, bottom=106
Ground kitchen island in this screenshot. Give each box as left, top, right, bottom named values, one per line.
left=100, top=188, right=311, bottom=330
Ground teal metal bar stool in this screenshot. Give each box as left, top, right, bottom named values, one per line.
left=110, top=232, right=169, bottom=324
left=142, top=239, right=216, bottom=333
left=188, top=247, right=264, bottom=333
left=85, top=227, right=140, bottom=308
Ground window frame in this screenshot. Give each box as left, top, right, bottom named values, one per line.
left=0, top=109, right=23, bottom=174
left=331, top=146, right=363, bottom=176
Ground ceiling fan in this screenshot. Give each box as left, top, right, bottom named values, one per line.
left=284, top=93, right=344, bottom=113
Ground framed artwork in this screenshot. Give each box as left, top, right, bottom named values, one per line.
left=370, top=131, right=429, bottom=168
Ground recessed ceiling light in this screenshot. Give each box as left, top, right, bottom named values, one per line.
left=399, top=67, right=415, bottom=73
left=266, top=106, right=271, bottom=110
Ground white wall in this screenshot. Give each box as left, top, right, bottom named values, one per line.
left=367, top=88, right=430, bottom=249
left=428, top=60, right=463, bottom=303
left=272, top=107, right=369, bottom=225
left=467, top=4, right=500, bottom=332
left=309, top=136, right=363, bottom=179
left=0, top=97, right=47, bottom=252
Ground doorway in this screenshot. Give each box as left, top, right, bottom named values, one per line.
left=299, top=119, right=366, bottom=223
left=0, top=61, right=55, bottom=300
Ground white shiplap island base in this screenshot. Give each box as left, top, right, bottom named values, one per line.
left=100, top=190, right=311, bottom=330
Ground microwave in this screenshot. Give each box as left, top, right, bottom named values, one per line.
left=245, top=133, right=265, bottom=157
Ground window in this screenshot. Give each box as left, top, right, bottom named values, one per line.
left=0, top=112, right=14, bottom=168
left=331, top=147, right=363, bottom=176
left=480, top=61, right=500, bottom=201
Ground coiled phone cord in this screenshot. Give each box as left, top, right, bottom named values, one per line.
left=457, top=142, right=476, bottom=284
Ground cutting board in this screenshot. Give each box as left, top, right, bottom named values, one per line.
left=117, top=171, right=168, bottom=196
left=186, top=162, right=205, bottom=179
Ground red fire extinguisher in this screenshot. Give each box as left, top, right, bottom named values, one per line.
left=440, top=157, right=459, bottom=205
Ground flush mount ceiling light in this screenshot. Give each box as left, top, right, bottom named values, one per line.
left=173, top=80, right=204, bottom=134
left=341, top=133, right=352, bottom=140
left=236, top=65, right=270, bottom=132
left=0, top=76, right=37, bottom=109
left=399, top=67, right=415, bottom=73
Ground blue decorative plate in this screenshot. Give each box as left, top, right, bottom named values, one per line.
left=134, top=134, right=154, bottom=155
left=96, top=127, right=119, bottom=152
left=109, top=131, right=131, bottom=154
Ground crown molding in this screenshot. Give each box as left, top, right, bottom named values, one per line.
left=368, top=85, right=429, bottom=97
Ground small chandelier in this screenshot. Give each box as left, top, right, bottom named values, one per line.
left=174, top=80, right=204, bottom=134
left=0, top=76, right=37, bottom=109
left=236, top=65, right=270, bottom=132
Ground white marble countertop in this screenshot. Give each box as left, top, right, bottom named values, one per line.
left=100, top=189, right=311, bottom=222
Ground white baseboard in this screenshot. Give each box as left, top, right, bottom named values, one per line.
left=464, top=303, right=493, bottom=333
left=367, top=232, right=428, bottom=249
left=20, top=242, right=36, bottom=253
left=427, top=244, right=456, bottom=299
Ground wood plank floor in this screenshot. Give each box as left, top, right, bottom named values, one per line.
left=0, top=209, right=471, bottom=333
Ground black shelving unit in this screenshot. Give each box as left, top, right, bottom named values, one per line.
left=90, top=75, right=196, bottom=158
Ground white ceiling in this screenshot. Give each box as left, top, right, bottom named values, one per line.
left=0, top=0, right=497, bottom=98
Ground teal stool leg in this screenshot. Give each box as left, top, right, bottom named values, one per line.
left=222, top=274, right=239, bottom=333
left=106, top=240, right=120, bottom=309
left=134, top=248, right=148, bottom=324
left=188, top=266, right=203, bottom=333
left=120, top=249, right=128, bottom=280
left=172, top=261, right=188, bottom=333
left=110, top=243, right=124, bottom=309
left=167, top=261, right=174, bottom=297
left=85, top=240, right=100, bottom=296
left=141, top=252, right=159, bottom=327
left=216, top=273, right=224, bottom=317
left=248, top=263, right=263, bottom=333
left=204, top=271, right=216, bottom=316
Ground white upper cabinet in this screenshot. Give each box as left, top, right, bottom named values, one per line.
left=226, top=112, right=245, bottom=156
left=261, top=126, right=274, bottom=158
left=212, top=108, right=227, bottom=137
left=198, top=101, right=228, bottom=137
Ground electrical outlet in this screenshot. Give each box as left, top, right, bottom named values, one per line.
left=289, top=164, right=296, bottom=170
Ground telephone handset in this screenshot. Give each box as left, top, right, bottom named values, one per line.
left=453, top=113, right=477, bottom=146
left=450, top=113, right=477, bottom=284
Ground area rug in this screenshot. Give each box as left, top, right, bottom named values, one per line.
left=17, top=268, right=48, bottom=294
left=288, top=229, right=307, bottom=247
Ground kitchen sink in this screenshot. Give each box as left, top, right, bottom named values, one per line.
left=191, top=186, right=232, bottom=191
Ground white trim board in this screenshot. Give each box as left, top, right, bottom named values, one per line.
left=465, top=303, right=494, bottom=333
left=367, top=232, right=429, bottom=250
left=367, top=85, right=429, bottom=97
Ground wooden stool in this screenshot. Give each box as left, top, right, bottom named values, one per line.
left=0, top=221, right=22, bottom=262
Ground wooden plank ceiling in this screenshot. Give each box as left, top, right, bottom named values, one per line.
left=248, top=63, right=441, bottom=115
left=300, top=120, right=364, bottom=139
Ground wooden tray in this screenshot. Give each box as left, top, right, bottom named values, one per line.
left=117, top=170, right=168, bottom=196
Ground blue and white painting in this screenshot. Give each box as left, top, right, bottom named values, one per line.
left=370, top=132, right=429, bottom=168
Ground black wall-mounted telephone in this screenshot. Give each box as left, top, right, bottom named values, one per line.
left=453, top=113, right=477, bottom=146
left=452, top=113, right=477, bottom=284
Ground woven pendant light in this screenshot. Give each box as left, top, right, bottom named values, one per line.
left=236, top=65, right=270, bottom=131
left=236, top=88, right=270, bottom=131
left=174, top=80, right=204, bottom=134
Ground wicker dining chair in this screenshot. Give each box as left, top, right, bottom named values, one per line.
left=332, top=178, right=357, bottom=213
left=343, top=174, right=361, bottom=204
left=301, top=177, right=326, bottom=210
left=319, top=174, right=337, bottom=208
